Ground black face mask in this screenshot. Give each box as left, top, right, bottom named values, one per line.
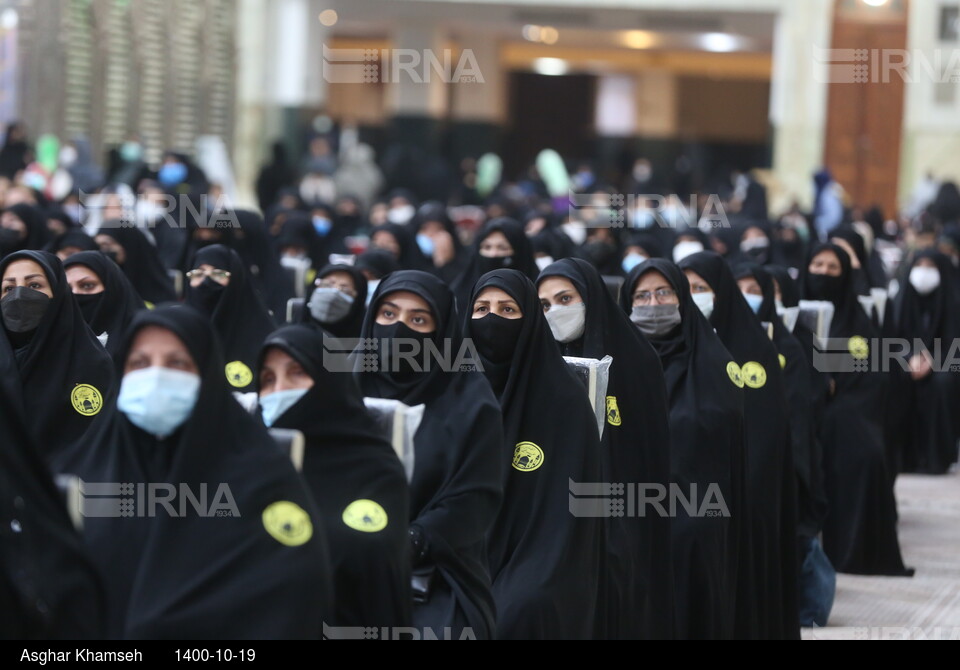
left=469, top=313, right=523, bottom=365
left=806, top=273, right=845, bottom=303
left=0, top=227, right=23, bottom=255
left=583, top=241, right=617, bottom=269
left=187, top=277, right=226, bottom=314
left=102, top=249, right=120, bottom=265
left=372, top=321, right=434, bottom=377
left=1, top=286, right=51, bottom=334
left=477, top=255, right=514, bottom=274
left=73, top=292, right=104, bottom=328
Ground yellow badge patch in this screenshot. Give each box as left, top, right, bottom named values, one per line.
left=779, top=354, right=786, bottom=369
left=342, top=499, right=388, bottom=533
left=726, top=361, right=744, bottom=388
left=225, top=361, right=253, bottom=388
left=848, top=335, right=869, bottom=360
left=71, top=384, right=103, bottom=416
left=741, top=361, right=767, bottom=389
left=262, top=501, right=313, bottom=547
left=512, top=442, right=544, bottom=472
left=606, top=396, right=622, bottom=427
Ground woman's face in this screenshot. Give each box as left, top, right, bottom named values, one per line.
left=915, top=257, right=937, bottom=270
left=259, top=348, right=315, bottom=397
left=537, top=276, right=583, bottom=312
left=375, top=290, right=436, bottom=333
left=94, top=235, right=126, bottom=265
left=66, top=265, right=105, bottom=295
left=632, top=270, right=680, bottom=308
left=124, top=326, right=198, bottom=375
left=479, top=231, right=513, bottom=258
left=683, top=269, right=713, bottom=298
left=737, top=276, right=763, bottom=297
left=2, top=259, right=53, bottom=299
left=187, top=263, right=231, bottom=289
left=316, top=270, right=357, bottom=298
left=371, top=231, right=401, bottom=258
left=472, top=287, right=523, bottom=320
left=809, top=250, right=842, bottom=277
left=1, top=211, right=26, bottom=239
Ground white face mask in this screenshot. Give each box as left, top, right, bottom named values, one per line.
left=561, top=222, right=587, bottom=246
left=545, top=303, right=586, bottom=343
left=534, top=255, right=555, bottom=272
left=673, top=240, right=704, bottom=263
left=280, top=255, right=312, bottom=272
left=909, top=266, right=941, bottom=296
left=387, top=204, right=415, bottom=225
left=692, top=291, right=715, bottom=320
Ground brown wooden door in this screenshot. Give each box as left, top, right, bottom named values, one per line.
left=823, top=0, right=908, bottom=217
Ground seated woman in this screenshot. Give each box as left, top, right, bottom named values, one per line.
left=256, top=324, right=411, bottom=629
left=890, top=250, right=960, bottom=474
left=620, top=258, right=745, bottom=640
left=536, top=258, right=673, bottom=639
left=301, top=263, right=367, bottom=338
left=451, top=217, right=539, bottom=315
left=467, top=268, right=603, bottom=640
left=51, top=305, right=333, bottom=639
left=94, top=225, right=177, bottom=304
left=63, top=250, right=145, bottom=355
left=0, top=250, right=114, bottom=463
left=184, top=244, right=276, bottom=392
left=801, top=243, right=912, bottom=576
left=678, top=251, right=799, bottom=639
left=0, top=379, right=105, bottom=639
left=1, top=203, right=51, bottom=256
left=358, top=270, right=502, bottom=640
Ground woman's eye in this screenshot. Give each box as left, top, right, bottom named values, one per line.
left=561, top=295, right=570, bottom=303
left=29, top=283, right=42, bottom=290
left=412, top=316, right=424, bottom=325
left=381, top=309, right=393, bottom=318
left=504, top=306, right=515, bottom=313
left=474, top=305, right=487, bottom=313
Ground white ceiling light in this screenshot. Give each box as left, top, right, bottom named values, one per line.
left=533, top=57, right=569, bottom=76
left=700, top=32, right=739, bottom=53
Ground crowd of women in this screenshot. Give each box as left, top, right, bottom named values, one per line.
left=2, top=139, right=959, bottom=639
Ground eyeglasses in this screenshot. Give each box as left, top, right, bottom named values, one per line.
left=315, top=278, right=357, bottom=297
left=633, top=288, right=677, bottom=304
left=186, top=268, right=231, bottom=282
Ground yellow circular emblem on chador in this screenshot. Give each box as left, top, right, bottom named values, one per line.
left=225, top=361, right=253, bottom=388
left=726, top=361, right=744, bottom=388
left=741, top=361, right=767, bottom=389
left=342, top=499, right=388, bottom=533
left=262, top=501, right=313, bottom=547
left=71, top=384, right=103, bottom=416
left=848, top=335, right=869, bottom=360
left=779, top=354, right=787, bottom=369
left=512, top=442, right=544, bottom=472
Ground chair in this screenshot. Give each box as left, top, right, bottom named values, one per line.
left=269, top=428, right=306, bottom=472
left=167, top=269, right=184, bottom=299
left=286, top=298, right=306, bottom=324
left=54, top=474, right=83, bottom=532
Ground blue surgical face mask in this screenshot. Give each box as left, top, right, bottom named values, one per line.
left=621, top=252, right=647, bottom=274
left=312, top=216, right=332, bottom=236
left=416, top=233, right=435, bottom=257
left=117, top=367, right=201, bottom=438
left=158, top=162, right=188, bottom=187
left=260, top=388, right=309, bottom=427
left=366, top=280, right=381, bottom=306
left=742, top=292, right=764, bottom=314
